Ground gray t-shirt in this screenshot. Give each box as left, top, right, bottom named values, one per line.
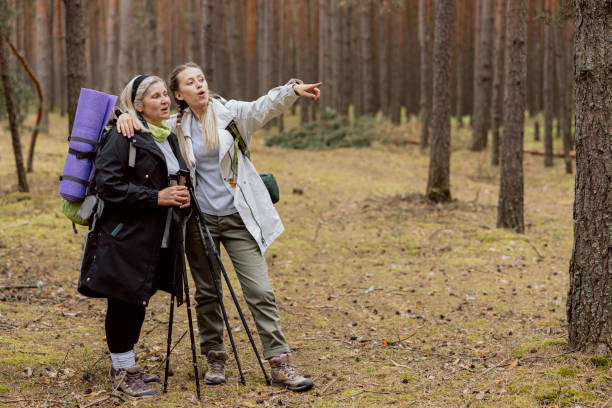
left=190, top=116, right=237, bottom=216
left=155, top=139, right=180, bottom=248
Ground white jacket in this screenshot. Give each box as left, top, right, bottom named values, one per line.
left=166, top=82, right=300, bottom=254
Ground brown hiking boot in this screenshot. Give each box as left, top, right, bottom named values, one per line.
left=269, top=353, right=313, bottom=392
left=112, top=366, right=158, bottom=397
left=204, top=350, right=227, bottom=385
left=110, top=367, right=160, bottom=383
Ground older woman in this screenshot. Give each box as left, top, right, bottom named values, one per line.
left=79, top=75, right=190, bottom=397
left=117, top=63, right=321, bottom=392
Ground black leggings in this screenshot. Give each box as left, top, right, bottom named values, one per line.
left=105, top=249, right=170, bottom=353
left=105, top=297, right=146, bottom=353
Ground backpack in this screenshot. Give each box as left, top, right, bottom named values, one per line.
left=58, top=89, right=118, bottom=230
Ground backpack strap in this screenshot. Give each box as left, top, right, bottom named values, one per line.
left=226, top=120, right=250, bottom=187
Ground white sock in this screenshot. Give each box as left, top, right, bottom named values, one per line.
left=110, top=349, right=136, bottom=370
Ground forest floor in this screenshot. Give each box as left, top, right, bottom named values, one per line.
left=0, top=112, right=610, bottom=408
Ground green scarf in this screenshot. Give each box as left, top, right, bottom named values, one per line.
left=147, top=121, right=171, bottom=143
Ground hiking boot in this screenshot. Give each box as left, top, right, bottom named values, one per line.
left=269, top=353, right=313, bottom=392
left=204, top=350, right=227, bottom=385
left=112, top=366, right=158, bottom=397
left=110, top=367, right=160, bottom=383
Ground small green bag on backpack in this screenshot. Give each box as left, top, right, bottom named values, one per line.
left=259, top=172, right=279, bottom=204
left=61, top=199, right=88, bottom=226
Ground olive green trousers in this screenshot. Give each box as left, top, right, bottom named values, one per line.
left=185, top=213, right=290, bottom=359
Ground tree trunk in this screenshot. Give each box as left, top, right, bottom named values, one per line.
left=426, top=0, right=453, bottom=203
left=470, top=0, right=494, bottom=151
left=455, top=0, right=466, bottom=128
left=63, top=0, right=87, bottom=133
left=225, top=0, right=240, bottom=98
left=5, top=37, right=43, bottom=173
left=554, top=21, right=571, bottom=174
left=390, top=2, right=403, bottom=124
left=202, top=0, right=214, bottom=82
left=418, top=0, right=431, bottom=151
left=351, top=4, right=362, bottom=118
left=330, top=0, right=341, bottom=112
left=360, top=0, right=374, bottom=116
left=188, top=0, right=201, bottom=63
left=377, top=6, right=389, bottom=118
left=542, top=0, right=553, bottom=167
left=117, top=0, right=133, bottom=87
left=103, top=0, right=116, bottom=94
left=35, top=0, right=50, bottom=132
left=0, top=34, right=28, bottom=192
left=490, top=0, right=506, bottom=166
left=497, top=0, right=526, bottom=233
left=567, top=0, right=612, bottom=355
left=340, top=3, right=351, bottom=117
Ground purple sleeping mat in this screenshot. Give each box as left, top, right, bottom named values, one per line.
left=59, top=88, right=117, bottom=202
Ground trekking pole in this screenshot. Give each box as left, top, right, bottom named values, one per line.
left=199, top=219, right=271, bottom=386
left=163, top=294, right=175, bottom=394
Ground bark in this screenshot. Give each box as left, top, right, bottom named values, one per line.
left=257, top=0, right=273, bottom=95
left=418, top=0, right=431, bottom=151
left=63, top=0, right=87, bottom=133
left=330, top=0, right=341, bottom=112
left=360, top=0, right=374, bottom=116
left=202, top=0, right=214, bottom=82
left=103, top=0, right=116, bottom=94
left=542, top=0, right=553, bottom=167
left=35, top=0, right=49, bottom=132
left=351, top=4, right=362, bottom=118
left=426, top=0, right=453, bottom=203
left=317, top=0, right=327, bottom=113
left=497, top=0, right=526, bottom=233
left=188, top=0, right=201, bottom=63
left=225, top=0, right=240, bottom=98
left=340, top=4, right=351, bottom=116
left=298, top=0, right=310, bottom=124
left=117, top=0, right=133, bottom=86
left=390, top=2, right=403, bottom=124
left=470, top=0, right=494, bottom=151
left=376, top=6, right=389, bottom=117
left=554, top=21, right=571, bottom=174
left=490, top=0, right=506, bottom=166
left=53, top=0, right=63, bottom=111
left=455, top=0, right=466, bottom=128
left=0, top=34, right=28, bottom=192
left=567, top=0, right=612, bottom=355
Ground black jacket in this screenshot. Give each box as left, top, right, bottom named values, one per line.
left=78, top=126, right=189, bottom=307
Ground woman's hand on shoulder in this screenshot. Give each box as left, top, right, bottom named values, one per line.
left=116, top=113, right=140, bottom=138
left=293, top=82, right=323, bottom=101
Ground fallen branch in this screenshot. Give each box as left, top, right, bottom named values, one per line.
left=155, top=330, right=188, bottom=369
left=318, top=378, right=337, bottom=395
left=81, top=395, right=111, bottom=408
left=389, top=359, right=411, bottom=369
left=523, top=148, right=575, bottom=158
left=523, top=237, right=543, bottom=259
left=0, top=285, right=38, bottom=290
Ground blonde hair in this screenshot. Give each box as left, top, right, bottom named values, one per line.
left=169, top=62, right=218, bottom=162
left=119, top=75, right=166, bottom=134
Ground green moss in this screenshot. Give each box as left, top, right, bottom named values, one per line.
left=557, top=366, right=576, bottom=377
left=0, top=384, right=9, bottom=394
left=511, top=338, right=567, bottom=358
left=478, top=229, right=521, bottom=243
left=588, top=355, right=611, bottom=368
